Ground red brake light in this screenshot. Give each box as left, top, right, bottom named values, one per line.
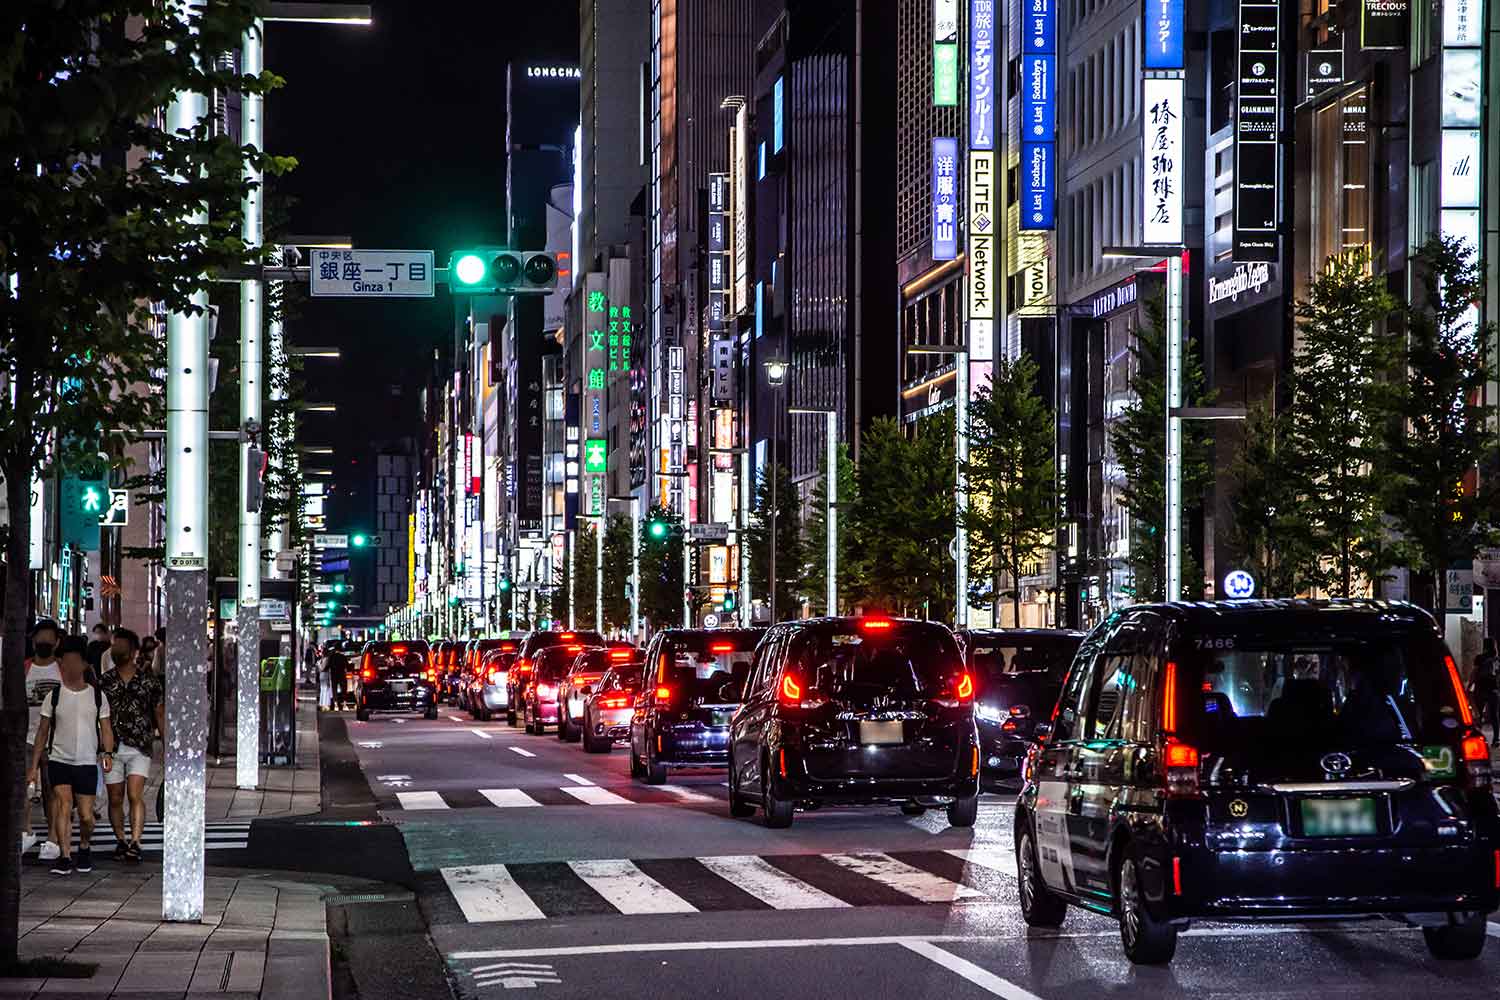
left=780, top=674, right=802, bottom=702
left=559, top=633, right=575, bottom=641
left=1161, top=661, right=1179, bottom=733
left=1008, top=704, right=1030, bottom=717
left=425, top=668, right=436, bottom=682
left=1164, top=741, right=1199, bottom=768
left=1461, top=735, right=1489, bottom=762
left=709, top=642, right=735, bottom=653
left=360, top=666, right=375, bottom=682
left=609, top=649, right=633, bottom=660
left=566, top=644, right=583, bottom=652
left=956, top=673, right=974, bottom=701
left=1493, top=850, right=1500, bottom=890
left=655, top=685, right=671, bottom=701
left=860, top=618, right=893, bottom=631
left=501, top=643, right=516, bottom=652
left=391, top=645, right=406, bottom=655
left=601, top=693, right=634, bottom=709
left=1446, top=655, right=1475, bottom=726
left=1163, top=738, right=1201, bottom=799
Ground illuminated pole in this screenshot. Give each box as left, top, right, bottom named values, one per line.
left=629, top=498, right=640, bottom=640
left=236, top=18, right=264, bottom=793
left=825, top=410, right=836, bottom=615
left=1164, top=253, right=1184, bottom=601
left=955, top=358, right=969, bottom=626
left=163, top=0, right=210, bottom=923
left=567, top=528, right=576, bottom=629
left=739, top=449, right=751, bottom=626
left=595, top=515, right=604, bottom=631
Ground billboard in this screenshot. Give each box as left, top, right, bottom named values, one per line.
left=1143, top=0, right=1184, bottom=69
left=933, top=138, right=959, bottom=260
left=1142, top=78, right=1185, bottom=246
left=1019, top=0, right=1056, bottom=232
left=1234, top=0, right=1279, bottom=262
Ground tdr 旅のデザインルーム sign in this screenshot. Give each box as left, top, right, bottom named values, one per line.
left=310, top=249, right=435, bottom=298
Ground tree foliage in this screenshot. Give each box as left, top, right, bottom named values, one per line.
left=1227, top=400, right=1318, bottom=598
left=802, top=442, right=857, bottom=615
left=745, top=463, right=805, bottom=620
left=638, top=504, right=684, bottom=629
left=962, top=353, right=1057, bottom=624
left=601, top=512, right=632, bottom=632
left=568, top=521, right=599, bottom=630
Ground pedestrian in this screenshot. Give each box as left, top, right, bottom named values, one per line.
left=326, top=644, right=350, bottom=710
left=91, top=623, right=111, bottom=646
left=101, top=628, right=163, bottom=862
left=152, top=627, right=166, bottom=675
left=1471, top=638, right=1500, bottom=743
left=28, top=635, right=114, bottom=875
left=23, top=620, right=64, bottom=859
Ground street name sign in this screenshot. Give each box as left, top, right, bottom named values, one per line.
left=690, top=522, right=730, bottom=542
left=309, top=249, right=435, bottom=298
left=314, top=533, right=348, bottom=548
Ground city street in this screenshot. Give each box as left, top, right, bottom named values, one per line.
left=327, top=710, right=1500, bottom=999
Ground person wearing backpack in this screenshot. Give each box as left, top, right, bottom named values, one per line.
left=27, top=635, right=115, bottom=875
left=23, top=620, right=64, bottom=859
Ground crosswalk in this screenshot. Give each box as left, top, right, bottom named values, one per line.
left=28, top=820, right=252, bottom=853
left=388, top=784, right=727, bottom=810
left=438, top=848, right=1018, bottom=923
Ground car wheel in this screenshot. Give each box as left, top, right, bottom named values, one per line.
left=1016, top=826, right=1067, bottom=928
left=761, top=761, right=795, bottom=829
left=506, top=706, right=517, bottom=726
left=900, top=800, right=927, bottom=816
left=946, top=792, right=979, bottom=828
left=582, top=725, right=606, bottom=753
left=727, top=754, right=755, bottom=818
left=1117, top=853, right=1177, bottom=965
left=630, top=747, right=646, bottom=779
left=424, top=705, right=438, bottom=720
left=1423, top=913, right=1487, bottom=960
left=355, top=704, right=369, bottom=722
left=644, top=753, right=667, bottom=785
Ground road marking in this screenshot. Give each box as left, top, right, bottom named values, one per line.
left=558, top=786, right=633, bottom=806
left=1489, top=922, right=1500, bottom=939
left=471, top=961, right=562, bottom=989
left=659, top=784, right=715, bottom=803
left=567, top=859, right=697, bottom=914
left=395, top=791, right=448, bottom=810
left=508, top=747, right=536, bottom=758
left=824, top=853, right=985, bottom=904
left=441, top=865, right=546, bottom=922
left=479, top=789, right=541, bottom=808
left=563, top=773, right=594, bottom=786
left=450, top=934, right=997, bottom=960
left=448, top=715, right=466, bottom=723
left=945, top=847, right=1018, bottom=878
left=470, top=729, right=494, bottom=740
left=392, top=718, right=407, bottom=724
left=900, top=941, right=1046, bottom=1000
left=357, top=741, right=383, bottom=749
left=695, top=856, right=849, bottom=910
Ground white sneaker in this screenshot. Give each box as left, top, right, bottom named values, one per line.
left=37, top=840, right=61, bottom=861
left=20, top=833, right=37, bottom=855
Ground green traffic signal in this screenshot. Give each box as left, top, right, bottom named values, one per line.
left=648, top=519, right=668, bottom=540
left=351, top=533, right=368, bottom=547
left=332, top=582, right=347, bottom=594
left=499, top=578, right=512, bottom=592
left=453, top=253, right=486, bottom=286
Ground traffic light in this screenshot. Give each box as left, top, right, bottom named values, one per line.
left=721, top=592, right=737, bottom=613
left=332, top=582, right=347, bottom=595
left=447, top=247, right=558, bottom=294
left=647, top=515, right=670, bottom=540
left=499, top=577, right=512, bottom=592
left=351, top=533, right=368, bottom=547
left=61, top=472, right=109, bottom=551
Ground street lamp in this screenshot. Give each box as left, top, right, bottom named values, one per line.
left=789, top=408, right=838, bottom=616
left=907, top=344, right=969, bottom=625
left=610, top=495, right=641, bottom=642
left=762, top=359, right=788, bottom=623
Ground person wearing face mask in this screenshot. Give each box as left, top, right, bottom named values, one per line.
left=29, top=635, right=115, bottom=875
left=101, top=628, right=162, bottom=862
left=23, top=621, right=64, bottom=859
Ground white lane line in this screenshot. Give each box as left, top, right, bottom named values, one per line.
left=479, top=788, right=542, bottom=808
left=563, top=773, right=595, bottom=786
left=659, top=784, right=715, bottom=803
left=567, top=859, right=697, bottom=914
left=824, top=853, right=985, bottom=903
left=945, top=847, right=1018, bottom=878
left=448, top=715, right=467, bottom=723
left=508, top=746, right=537, bottom=758
left=900, top=941, right=1045, bottom=1000
left=1489, top=922, right=1500, bottom=939
left=395, top=791, right=449, bottom=810
left=696, top=855, right=849, bottom=910
left=558, top=786, right=633, bottom=806
left=440, top=864, right=547, bottom=922
left=470, top=729, right=494, bottom=740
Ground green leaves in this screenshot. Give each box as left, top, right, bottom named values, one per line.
left=638, top=504, right=684, bottom=629
left=745, top=463, right=805, bottom=619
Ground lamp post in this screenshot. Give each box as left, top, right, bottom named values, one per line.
left=908, top=345, right=969, bottom=624
left=789, top=408, right=838, bottom=615
left=610, top=495, right=641, bottom=641
left=763, top=359, right=788, bottom=622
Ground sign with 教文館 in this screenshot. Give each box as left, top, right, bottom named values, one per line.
left=309, top=250, right=434, bottom=298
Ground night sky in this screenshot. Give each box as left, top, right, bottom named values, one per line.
left=264, top=0, right=577, bottom=520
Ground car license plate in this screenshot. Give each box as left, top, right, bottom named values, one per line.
left=710, top=711, right=731, bottom=726
left=389, top=679, right=411, bottom=694
left=1300, top=797, right=1378, bottom=837
left=858, top=720, right=904, bottom=745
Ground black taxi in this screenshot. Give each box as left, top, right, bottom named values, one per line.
left=1015, top=599, right=1500, bottom=964
left=957, top=627, right=1084, bottom=780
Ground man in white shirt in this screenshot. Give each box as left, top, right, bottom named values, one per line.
left=28, top=636, right=114, bottom=875
left=23, top=620, right=64, bottom=859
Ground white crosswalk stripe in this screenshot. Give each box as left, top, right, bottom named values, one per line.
left=396, top=791, right=449, bottom=810
left=478, top=789, right=541, bottom=808
left=945, top=846, right=1018, bottom=878
left=659, top=784, right=715, bottom=803
left=442, top=864, right=547, bottom=922
left=695, top=855, right=849, bottom=910
left=567, top=859, right=697, bottom=914
left=558, top=786, right=633, bottom=806
left=823, top=853, right=985, bottom=903
left=563, top=773, right=594, bottom=786
left=29, top=822, right=251, bottom=852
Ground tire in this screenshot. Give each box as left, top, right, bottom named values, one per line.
left=900, top=801, right=927, bottom=816
left=644, top=756, right=667, bottom=785
left=630, top=747, right=646, bottom=779
left=946, top=792, right=979, bottom=828
left=583, top=724, right=610, bottom=754
left=506, top=706, right=518, bottom=726
left=1423, top=913, right=1487, bottom=960
left=355, top=704, right=369, bottom=722
left=1117, top=854, right=1178, bottom=965
left=727, top=755, right=755, bottom=818
left=761, top=755, right=794, bottom=829
left=1016, top=826, right=1067, bottom=928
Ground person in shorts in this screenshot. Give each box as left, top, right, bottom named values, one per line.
left=28, top=636, right=114, bottom=875
left=23, top=620, right=64, bottom=858
left=101, top=628, right=163, bottom=862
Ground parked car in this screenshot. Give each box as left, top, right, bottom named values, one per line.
left=579, top=661, right=646, bottom=753
left=354, top=641, right=437, bottom=721
left=726, top=616, right=979, bottom=829
left=1014, top=599, right=1500, bottom=965
left=558, top=645, right=638, bottom=742
left=520, top=642, right=596, bottom=734
left=628, top=629, right=763, bottom=783
left=507, top=630, right=604, bottom=725
left=955, top=628, right=1085, bottom=781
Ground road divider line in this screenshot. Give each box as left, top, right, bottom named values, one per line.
left=567, top=859, right=697, bottom=914
left=450, top=934, right=1000, bottom=960
left=1488, top=922, right=1500, bottom=939
left=508, top=746, right=537, bottom=758
left=558, top=786, right=633, bottom=806
left=395, top=791, right=448, bottom=810
left=440, top=864, right=547, bottom=922
left=900, top=941, right=1046, bottom=1000
left=479, top=789, right=542, bottom=808
left=563, top=773, right=595, bottom=786
left=470, top=729, right=493, bottom=740
left=824, top=853, right=985, bottom=904
left=695, top=856, right=849, bottom=910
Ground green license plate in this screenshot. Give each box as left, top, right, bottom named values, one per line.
left=1300, top=797, right=1378, bottom=837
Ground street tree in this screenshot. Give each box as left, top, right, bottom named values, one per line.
left=1110, top=293, right=1214, bottom=601
left=0, top=1, right=289, bottom=964
left=638, top=504, right=684, bottom=629
left=802, top=442, right=858, bottom=615
left=568, top=521, right=600, bottom=629
left=601, top=512, right=633, bottom=631
left=1227, top=400, right=1318, bottom=597
left=962, top=353, right=1057, bottom=626
left=746, top=464, right=806, bottom=620
left=1380, top=236, right=1496, bottom=612
left=1286, top=248, right=1397, bottom=596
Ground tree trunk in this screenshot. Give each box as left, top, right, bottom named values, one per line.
left=1, top=398, right=35, bottom=965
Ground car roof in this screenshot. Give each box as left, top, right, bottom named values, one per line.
left=655, top=628, right=766, bottom=638
left=776, top=616, right=955, bottom=637
left=1117, top=599, right=1438, bottom=633
left=961, top=628, right=1086, bottom=640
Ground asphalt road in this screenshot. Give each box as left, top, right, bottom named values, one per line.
left=310, top=707, right=1500, bottom=1000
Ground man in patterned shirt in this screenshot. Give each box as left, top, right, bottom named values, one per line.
left=101, top=628, right=163, bottom=862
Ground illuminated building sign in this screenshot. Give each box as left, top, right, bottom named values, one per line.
left=933, top=138, right=958, bottom=260
left=1142, top=78, right=1184, bottom=246
left=1234, top=0, right=1279, bottom=262
left=1143, top=0, right=1184, bottom=69
left=969, top=0, right=995, bottom=149
left=583, top=274, right=608, bottom=516
left=525, top=65, right=580, bottom=79
left=1442, top=0, right=1485, bottom=274
left=935, top=0, right=958, bottom=106
left=1019, top=142, right=1054, bottom=231
left=1360, top=0, right=1410, bottom=49
left=967, top=151, right=995, bottom=322
left=1019, top=0, right=1055, bottom=232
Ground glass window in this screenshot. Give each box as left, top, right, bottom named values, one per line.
left=1052, top=624, right=1108, bottom=741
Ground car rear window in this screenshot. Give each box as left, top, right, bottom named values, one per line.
left=970, top=637, right=1080, bottom=684
left=537, top=648, right=587, bottom=680
left=657, top=634, right=759, bottom=702
left=793, top=625, right=964, bottom=699
left=530, top=631, right=603, bottom=655
left=1182, top=631, right=1469, bottom=749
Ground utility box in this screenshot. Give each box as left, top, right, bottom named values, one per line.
left=258, top=656, right=296, bottom=766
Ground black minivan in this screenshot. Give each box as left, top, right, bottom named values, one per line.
left=1015, top=599, right=1500, bottom=964
left=957, top=628, right=1085, bottom=780
left=727, top=616, right=980, bottom=829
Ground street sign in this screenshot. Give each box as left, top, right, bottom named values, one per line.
left=703, top=613, right=720, bottom=628
left=309, top=249, right=435, bottom=298
left=314, top=533, right=349, bottom=549
left=1223, top=569, right=1256, bottom=599
left=101, top=488, right=129, bottom=527
left=689, top=522, right=730, bottom=542
left=275, top=551, right=298, bottom=574
left=259, top=599, right=290, bottom=620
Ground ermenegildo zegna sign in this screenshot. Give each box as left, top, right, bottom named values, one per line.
left=1361, top=0, right=1410, bottom=49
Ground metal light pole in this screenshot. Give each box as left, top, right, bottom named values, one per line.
left=1164, top=254, right=1184, bottom=601
left=595, top=515, right=604, bottom=632
left=790, top=408, right=837, bottom=615
left=739, top=449, right=752, bottom=626
left=610, top=496, right=640, bottom=641
left=763, top=360, right=788, bottom=623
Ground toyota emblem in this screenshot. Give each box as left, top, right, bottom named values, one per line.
left=1320, top=752, right=1352, bottom=776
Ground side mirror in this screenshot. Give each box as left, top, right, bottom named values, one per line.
left=1030, top=721, right=1053, bottom=744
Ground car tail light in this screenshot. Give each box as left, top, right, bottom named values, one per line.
left=1163, top=738, right=1201, bottom=798
left=778, top=674, right=828, bottom=709
left=1172, top=856, right=1183, bottom=896
left=425, top=668, right=436, bottom=682
left=601, top=694, right=633, bottom=709
left=970, top=747, right=979, bottom=777
left=1493, top=850, right=1500, bottom=890
left=537, top=683, right=555, bottom=699
left=934, top=672, right=975, bottom=708
left=859, top=617, right=893, bottom=631
left=655, top=685, right=672, bottom=702
left=391, top=645, right=406, bottom=656
left=1001, top=720, right=1019, bottom=733
left=1462, top=734, right=1492, bottom=790
left=609, top=649, right=634, bottom=661
left=565, top=644, right=583, bottom=653
left=559, top=633, right=575, bottom=641
left=1009, top=704, right=1030, bottom=718
left=515, top=659, right=531, bottom=674
left=709, top=642, right=735, bottom=653
left=487, top=669, right=504, bottom=685
left=1161, top=660, right=1180, bottom=733
left=1445, top=655, right=1476, bottom=726
left=360, top=666, right=375, bottom=682
left=501, top=643, right=516, bottom=652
